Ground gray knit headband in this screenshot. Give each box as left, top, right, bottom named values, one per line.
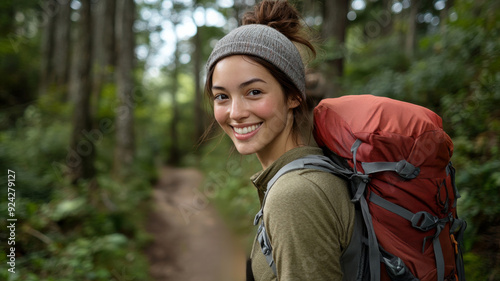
left=206, top=24, right=306, bottom=98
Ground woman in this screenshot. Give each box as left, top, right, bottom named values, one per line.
left=204, top=1, right=356, bottom=280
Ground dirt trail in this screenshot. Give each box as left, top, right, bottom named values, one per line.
left=145, top=166, right=246, bottom=281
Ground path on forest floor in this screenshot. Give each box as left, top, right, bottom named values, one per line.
left=145, top=166, right=246, bottom=281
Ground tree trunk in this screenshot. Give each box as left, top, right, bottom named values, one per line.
left=379, top=0, right=394, bottom=37
left=405, top=0, right=420, bottom=57
left=102, top=0, right=117, bottom=67
left=53, top=0, right=71, bottom=88
left=69, top=0, right=95, bottom=182
left=113, top=0, right=136, bottom=177
left=192, top=24, right=205, bottom=142
left=39, top=0, right=72, bottom=98
left=38, top=1, right=56, bottom=96
left=168, top=31, right=181, bottom=165
left=93, top=0, right=116, bottom=73
left=92, top=0, right=116, bottom=119
left=321, top=0, right=348, bottom=98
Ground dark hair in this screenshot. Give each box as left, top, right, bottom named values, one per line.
left=242, top=0, right=316, bottom=57
left=202, top=0, right=316, bottom=144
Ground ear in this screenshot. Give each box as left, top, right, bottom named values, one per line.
left=288, top=96, right=301, bottom=109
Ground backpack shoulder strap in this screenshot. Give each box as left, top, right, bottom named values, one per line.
left=253, top=154, right=356, bottom=276
left=254, top=154, right=353, bottom=226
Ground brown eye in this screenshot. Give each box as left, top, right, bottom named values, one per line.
left=248, top=90, right=262, bottom=96
left=214, top=94, right=229, bottom=101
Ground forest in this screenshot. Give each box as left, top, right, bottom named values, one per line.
left=0, top=0, right=499, bottom=280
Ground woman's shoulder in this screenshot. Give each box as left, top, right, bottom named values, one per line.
left=263, top=168, right=355, bottom=243
left=265, top=168, right=351, bottom=211
left=277, top=167, right=348, bottom=194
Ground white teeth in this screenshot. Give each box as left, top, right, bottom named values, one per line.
left=234, top=124, right=260, bottom=135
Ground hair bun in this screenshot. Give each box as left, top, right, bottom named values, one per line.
left=242, top=0, right=315, bottom=57
left=242, top=0, right=300, bottom=35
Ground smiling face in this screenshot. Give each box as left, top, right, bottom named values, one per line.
left=211, top=55, right=301, bottom=168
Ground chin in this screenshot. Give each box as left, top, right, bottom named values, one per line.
left=233, top=144, right=258, bottom=156
left=235, top=148, right=256, bottom=155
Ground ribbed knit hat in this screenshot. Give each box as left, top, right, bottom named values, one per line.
left=206, top=24, right=306, bottom=98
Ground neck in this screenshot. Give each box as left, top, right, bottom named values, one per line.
left=257, top=133, right=304, bottom=170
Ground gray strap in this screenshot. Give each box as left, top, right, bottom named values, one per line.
left=267, top=160, right=309, bottom=191
left=433, top=227, right=445, bottom=281
left=370, top=192, right=449, bottom=281
left=362, top=160, right=420, bottom=179
left=349, top=140, right=381, bottom=281
left=371, top=192, right=451, bottom=233
left=361, top=162, right=398, bottom=174
left=256, top=221, right=277, bottom=275
left=360, top=195, right=381, bottom=281
left=351, top=177, right=368, bottom=203
left=369, top=193, right=414, bottom=221
left=350, top=139, right=363, bottom=174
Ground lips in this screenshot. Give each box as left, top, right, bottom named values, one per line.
left=231, top=123, right=262, bottom=140
left=233, top=124, right=261, bottom=134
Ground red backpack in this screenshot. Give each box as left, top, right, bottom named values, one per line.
left=313, top=95, right=466, bottom=281
left=253, top=95, right=466, bottom=281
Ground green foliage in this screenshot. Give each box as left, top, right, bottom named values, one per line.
left=137, top=72, right=201, bottom=165
left=197, top=25, right=227, bottom=60
left=0, top=0, right=41, bottom=130
left=0, top=105, right=69, bottom=203
left=462, top=251, right=493, bottom=280
left=0, top=101, right=154, bottom=280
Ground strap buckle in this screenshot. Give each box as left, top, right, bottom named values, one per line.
left=395, top=160, right=420, bottom=179
left=411, top=211, right=439, bottom=232
left=253, top=209, right=263, bottom=226
left=257, top=223, right=272, bottom=255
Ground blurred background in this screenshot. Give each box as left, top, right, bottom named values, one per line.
left=0, top=0, right=499, bottom=280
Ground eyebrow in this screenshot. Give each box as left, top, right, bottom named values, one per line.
left=212, top=78, right=267, bottom=91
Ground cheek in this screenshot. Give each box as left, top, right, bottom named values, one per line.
left=254, top=98, right=286, bottom=121
left=213, top=105, right=228, bottom=126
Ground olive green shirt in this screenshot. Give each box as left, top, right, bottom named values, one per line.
left=250, top=146, right=355, bottom=281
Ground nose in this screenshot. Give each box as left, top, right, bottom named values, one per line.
left=229, top=97, right=250, bottom=121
